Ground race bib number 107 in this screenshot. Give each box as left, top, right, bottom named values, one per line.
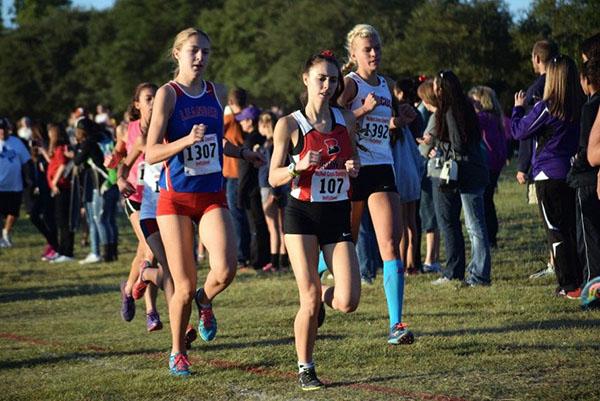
left=310, top=169, right=349, bottom=202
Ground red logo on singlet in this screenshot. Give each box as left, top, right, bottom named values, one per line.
left=324, top=138, right=340, bottom=155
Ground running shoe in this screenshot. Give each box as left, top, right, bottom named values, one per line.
left=132, top=260, right=152, bottom=300
left=0, top=237, right=12, bottom=248
left=422, top=262, right=442, bottom=274
left=184, top=325, right=197, bottom=350
left=169, top=352, right=191, bottom=376
left=298, top=367, right=324, bottom=391
left=79, top=253, right=101, bottom=265
left=120, top=281, right=135, bottom=322
left=42, top=249, right=59, bottom=261
left=146, top=310, right=163, bottom=332
left=194, top=288, right=217, bottom=341
left=317, top=302, right=325, bottom=328
left=431, top=276, right=451, bottom=285
left=565, top=288, right=582, bottom=300
left=50, top=255, right=74, bottom=264
left=387, top=322, right=415, bottom=345
left=41, top=244, right=53, bottom=259
left=262, top=263, right=277, bottom=273
left=529, top=263, right=555, bottom=279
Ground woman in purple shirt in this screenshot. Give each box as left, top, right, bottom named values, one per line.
left=469, top=86, right=507, bottom=248
left=511, top=54, right=584, bottom=298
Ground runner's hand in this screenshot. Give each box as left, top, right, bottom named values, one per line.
left=187, top=124, right=206, bottom=146
left=117, top=176, right=136, bottom=197
left=363, top=92, right=378, bottom=113
left=296, top=150, right=321, bottom=172
left=345, top=157, right=360, bottom=178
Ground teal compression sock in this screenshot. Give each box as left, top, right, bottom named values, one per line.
left=317, top=251, right=329, bottom=275
left=383, top=259, right=404, bottom=329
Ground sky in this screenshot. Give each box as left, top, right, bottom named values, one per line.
left=2, top=0, right=534, bottom=27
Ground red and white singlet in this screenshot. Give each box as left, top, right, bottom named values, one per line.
left=289, top=108, right=353, bottom=202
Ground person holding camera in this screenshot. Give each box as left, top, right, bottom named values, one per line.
left=430, top=70, right=491, bottom=287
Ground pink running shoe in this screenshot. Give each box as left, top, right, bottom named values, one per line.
left=41, top=244, right=52, bottom=258
left=262, top=263, right=277, bottom=273
left=132, top=260, right=153, bottom=300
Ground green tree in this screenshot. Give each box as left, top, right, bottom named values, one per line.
left=200, top=0, right=418, bottom=108
left=12, top=0, right=71, bottom=26
left=71, top=0, right=203, bottom=116
left=0, top=7, right=89, bottom=121
left=398, top=0, right=517, bottom=95
left=513, top=0, right=600, bottom=62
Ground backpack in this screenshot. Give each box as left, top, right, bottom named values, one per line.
left=581, top=276, right=600, bottom=310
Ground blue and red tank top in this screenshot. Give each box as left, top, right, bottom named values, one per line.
left=159, top=80, right=224, bottom=193
left=289, top=108, right=353, bottom=202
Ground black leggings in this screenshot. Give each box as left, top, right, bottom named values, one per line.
left=535, top=179, right=582, bottom=291
left=28, top=192, right=58, bottom=250
left=54, top=190, right=75, bottom=257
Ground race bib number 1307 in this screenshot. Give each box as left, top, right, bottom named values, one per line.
left=183, top=134, right=221, bottom=176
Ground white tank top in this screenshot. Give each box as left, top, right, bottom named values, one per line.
left=346, top=71, right=394, bottom=166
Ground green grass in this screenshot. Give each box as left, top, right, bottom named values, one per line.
left=1, top=163, right=599, bottom=401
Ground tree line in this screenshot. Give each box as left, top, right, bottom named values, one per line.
left=0, top=0, right=598, bottom=123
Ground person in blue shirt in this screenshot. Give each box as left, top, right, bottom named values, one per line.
left=0, top=117, right=32, bottom=248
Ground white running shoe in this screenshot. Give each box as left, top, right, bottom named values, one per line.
left=431, top=276, right=451, bottom=285
left=0, top=237, right=12, bottom=248
left=529, top=263, right=555, bottom=279
left=79, top=253, right=102, bottom=265
left=50, top=255, right=74, bottom=263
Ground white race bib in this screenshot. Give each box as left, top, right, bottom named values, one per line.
left=183, top=134, right=221, bottom=176
left=143, top=162, right=162, bottom=193
left=136, top=161, right=146, bottom=185
left=310, top=169, right=349, bottom=202
left=360, top=115, right=390, bottom=145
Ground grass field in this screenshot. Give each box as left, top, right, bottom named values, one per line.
left=1, top=163, right=599, bottom=401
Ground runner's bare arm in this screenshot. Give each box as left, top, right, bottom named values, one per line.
left=145, top=84, right=204, bottom=164
left=341, top=109, right=360, bottom=177
left=269, top=116, right=296, bottom=188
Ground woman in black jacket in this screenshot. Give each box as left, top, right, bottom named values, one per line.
left=430, top=70, right=491, bottom=287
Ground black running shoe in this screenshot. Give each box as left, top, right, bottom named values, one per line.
left=317, top=303, right=325, bottom=328
left=298, top=367, right=324, bottom=391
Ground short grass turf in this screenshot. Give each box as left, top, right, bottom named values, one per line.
left=1, top=163, right=599, bottom=401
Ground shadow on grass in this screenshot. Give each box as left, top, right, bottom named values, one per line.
left=419, top=319, right=600, bottom=337
left=0, top=347, right=163, bottom=370
left=0, top=284, right=117, bottom=303
left=200, top=334, right=345, bottom=352
left=325, top=373, right=414, bottom=388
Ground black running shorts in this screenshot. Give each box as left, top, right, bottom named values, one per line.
left=123, top=198, right=141, bottom=219
left=0, top=191, right=23, bottom=217
left=284, top=196, right=353, bottom=246
left=350, top=164, right=397, bottom=201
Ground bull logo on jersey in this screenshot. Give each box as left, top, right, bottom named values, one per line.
left=324, top=138, right=340, bottom=155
